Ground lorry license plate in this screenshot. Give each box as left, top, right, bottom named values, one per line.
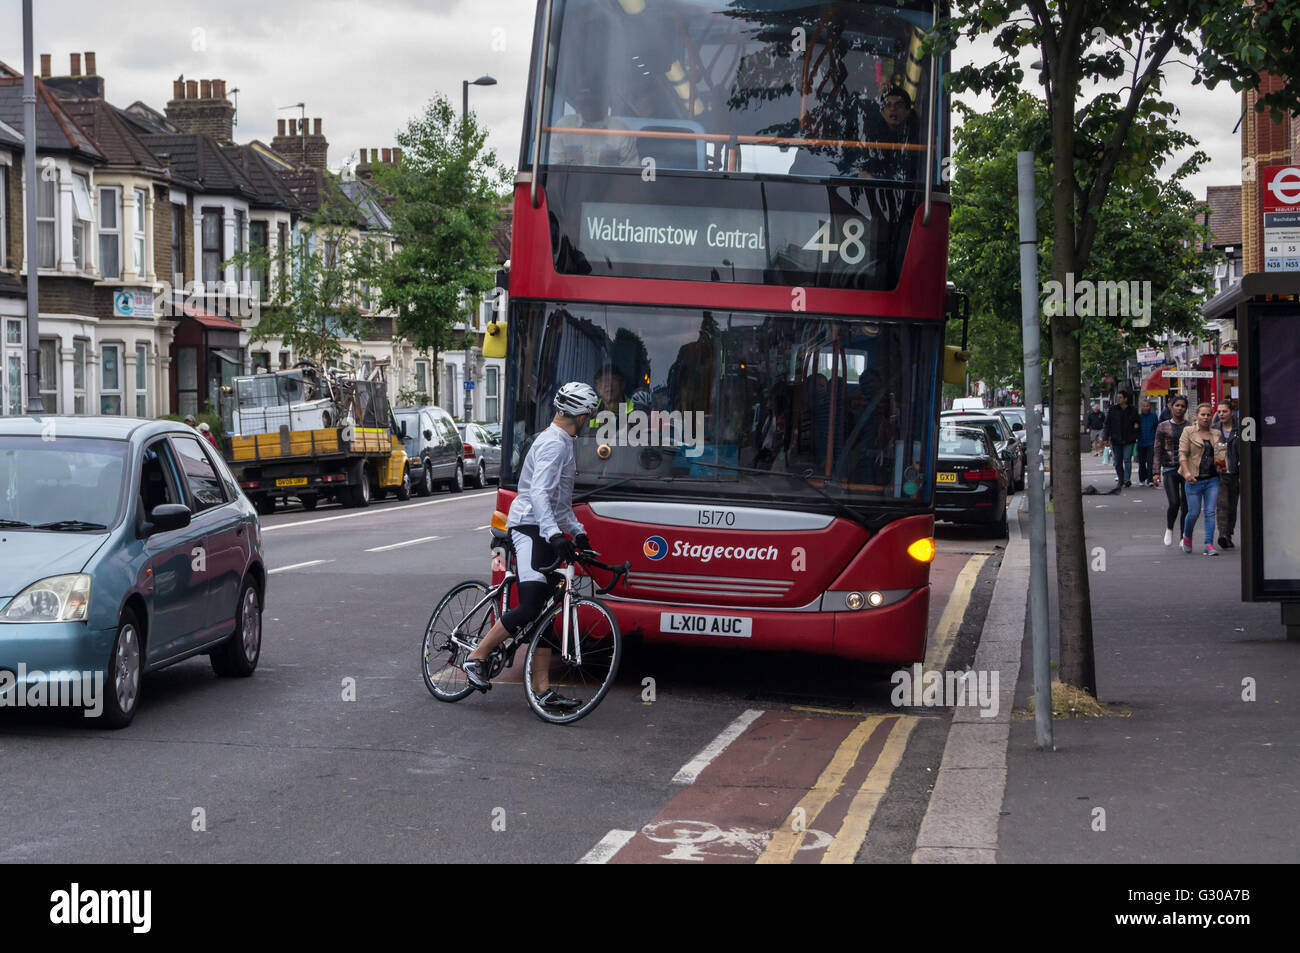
left=660, top=612, right=752, bottom=638
left=276, top=477, right=309, bottom=487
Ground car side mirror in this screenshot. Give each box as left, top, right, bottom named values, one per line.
left=424, top=429, right=433, bottom=441
left=1012, top=422, right=1024, bottom=432
left=399, top=420, right=408, bottom=440
left=148, top=503, right=192, bottom=535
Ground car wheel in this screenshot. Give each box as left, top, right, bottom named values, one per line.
left=299, top=494, right=318, bottom=511
left=421, top=464, right=434, bottom=497
left=211, top=577, right=262, bottom=678
left=473, top=461, right=486, bottom=489
left=99, top=609, right=143, bottom=729
left=395, top=468, right=412, bottom=501
left=448, top=463, right=464, bottom=494
left=348, top=465, right=371, bottom=508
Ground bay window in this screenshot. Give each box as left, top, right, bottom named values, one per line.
left=71, top=174, right=93, bottom=271
left=135, top=342, right=149, bottom=417
left=134, top=187, right=148, bottom=279
left=73, top=338, right=88, bottom=414
left=202, top=209, right=222, bottom=284
left=98, top=186, right=121, bottom=279
left=39, top=338, right=59, bottom=413
left=37, top=176, right=56, bottom=269
left=100, top=343, right=122, bottom=415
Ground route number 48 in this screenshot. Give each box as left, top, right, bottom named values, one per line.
left=802, top=218, right=867, bottom=265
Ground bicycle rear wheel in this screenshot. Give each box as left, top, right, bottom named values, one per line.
left=522, top=596, right=622, bottom=724
left=422, top=580, right=497, bottom=702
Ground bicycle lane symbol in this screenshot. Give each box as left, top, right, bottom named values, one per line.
left=641, top=819, right=833, bottom=862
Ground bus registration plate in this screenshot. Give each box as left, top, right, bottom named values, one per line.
left=661, top=612, right=752, bottom=638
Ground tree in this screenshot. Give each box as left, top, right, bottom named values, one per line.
left=232, top=186, right=377, bottom=367
left=933, top=1, right=1300, bottom=693
left=367, top=95, right=508, bottom=408
left=949, top=89, right=1215, bottom=399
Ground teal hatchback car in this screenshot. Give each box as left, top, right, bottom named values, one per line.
left=0, top=417, right=267, bottom=727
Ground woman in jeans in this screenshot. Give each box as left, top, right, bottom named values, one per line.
left=1178, top=402, right=1227, bottom=556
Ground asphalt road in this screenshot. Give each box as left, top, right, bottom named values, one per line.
left=0, top=488, right=1000, bottom=864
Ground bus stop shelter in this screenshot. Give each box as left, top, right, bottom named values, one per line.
left=1213, top=273, right=1300, bottom=639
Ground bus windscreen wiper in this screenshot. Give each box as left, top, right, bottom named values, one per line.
left=677, top=459, right=873, bottom=526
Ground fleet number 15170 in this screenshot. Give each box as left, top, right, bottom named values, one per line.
left=697, top=509, right=736, bottom=526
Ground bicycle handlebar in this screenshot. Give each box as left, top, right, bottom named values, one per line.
left=539, top=549, right=631, bottom=594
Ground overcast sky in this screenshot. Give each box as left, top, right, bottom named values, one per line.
left=0, top=0, right=1243, bottom=200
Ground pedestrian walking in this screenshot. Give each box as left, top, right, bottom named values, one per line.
left=1137, top=398, right=1158, bottom=485
left=1105, top=391, right=1140, bottom=487
left=1086, top=404, right=1105, bottom=456
left=1179, top=402, right=1227, bottom=556
left=1153, top=396, right=1190, bottom=546
left=1213, top=401, right=1240, bottom=549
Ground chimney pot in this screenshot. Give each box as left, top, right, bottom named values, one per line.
left=314, top=118, right=322, bottom=136
left=85, top=52, right=96, bottom=75
left=39, top=54, right=50, bottom=78
left=186, top=79, right=199, bottom=99
left=173, top=77, right=184, bottom=100
left=278, top=119, right=286, bottom=136
left=382, top=148, right=392, bottom=163
left=393, top=147, right=402, bottom=164
left=70, top=53, right=82, bottom=76
left=200, top=79, right=212, bottom=99
left=371, top=148, right=379, bottom=163
left=213, top=79, right=225, bottom=100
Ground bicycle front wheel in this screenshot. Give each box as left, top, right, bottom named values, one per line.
left=523, top=596, right=622, bottom=725
left=422, top=580, right=497, bottom=702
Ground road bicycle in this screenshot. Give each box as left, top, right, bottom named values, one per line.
left=421, top=532, right=630, bottom=724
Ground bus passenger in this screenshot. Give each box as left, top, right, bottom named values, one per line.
left=550, top=86, right=639, bottom=167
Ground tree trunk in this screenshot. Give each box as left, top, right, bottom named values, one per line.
left=1048, top=57, right=1098, bottom=695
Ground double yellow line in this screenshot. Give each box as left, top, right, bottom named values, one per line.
left=758, top=554, right=988, bottom=864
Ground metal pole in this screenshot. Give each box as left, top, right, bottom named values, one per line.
left=1017, top=151, right=1052, bottom=749
left=22, top=0, right=45, bottom=413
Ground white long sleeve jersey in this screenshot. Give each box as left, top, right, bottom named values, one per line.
left=506, top=423, right=586, bottom=542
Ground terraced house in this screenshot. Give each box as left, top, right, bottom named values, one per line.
left=0, top=51, right=489, bottom=423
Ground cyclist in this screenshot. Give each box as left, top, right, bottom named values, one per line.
left=462, top=381, right=599, bottom=710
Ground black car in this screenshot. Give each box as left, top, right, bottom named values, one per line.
left=934, top=424, right=1009, bottom=536
left=940, top=411, right=1025, bottom=492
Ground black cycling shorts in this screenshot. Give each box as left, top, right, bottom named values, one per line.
left=500, top=524, right=557, bottom=635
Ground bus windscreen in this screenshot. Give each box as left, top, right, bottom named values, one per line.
left=506, top=302, right=940, bottom=506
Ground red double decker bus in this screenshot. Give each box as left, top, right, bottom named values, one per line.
left=494, top=0, right=951, bottom=663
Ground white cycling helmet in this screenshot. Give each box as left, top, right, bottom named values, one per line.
left=554, top=381, right=600, bottom=416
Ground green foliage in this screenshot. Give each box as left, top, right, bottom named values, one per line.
left=229, top=187, right=378, bottom=367
left=949, top=90, right=1215, bottom=392
left=368, top=95, right=509, bottom=355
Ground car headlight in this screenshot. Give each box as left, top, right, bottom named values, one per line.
left=1, top=574, right=92, bottom=623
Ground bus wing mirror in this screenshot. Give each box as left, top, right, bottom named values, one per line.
left=482, top=321, right=508, bottom=359
left=943, top=346, right=970, bottom=387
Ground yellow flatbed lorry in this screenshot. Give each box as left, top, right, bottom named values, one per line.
left=223, top=365, right=411, bottom=514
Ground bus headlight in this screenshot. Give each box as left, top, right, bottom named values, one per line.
left=867, top=591, right=885, bottom=607
left=907, top=538, right=936, bottom=563
left=1, top=574, right=92, bottom=623
left=845, top=592, right=864, bottom=610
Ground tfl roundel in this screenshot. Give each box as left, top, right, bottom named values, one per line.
left=643, top=535, right=668, bottom=560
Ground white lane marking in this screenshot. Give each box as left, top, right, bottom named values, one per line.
left=474, top=524, right=492, bottom=530
left=262, top=490, right=494, bottom=532
left=269, top=559, right=334, bottom=574
left=578, top=829, right=636, bottom=864
left=671, top=708, right=764, bottom=785
left=364, top=535, right=443, bottom=553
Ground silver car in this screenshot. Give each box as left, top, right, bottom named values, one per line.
left=457, top=423, right=501, bottom=488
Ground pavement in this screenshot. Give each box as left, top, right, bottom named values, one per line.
left=987, top=451, right=1300, bottom=862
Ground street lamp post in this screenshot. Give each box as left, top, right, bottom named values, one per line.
left=22, top=0, right=44, bottom=413
left=460, top=75, right=496, bottom=422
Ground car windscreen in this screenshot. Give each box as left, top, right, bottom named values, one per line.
left=938, top=429, right=986, bottom=456
left=0, top=436, right=128, bottom=530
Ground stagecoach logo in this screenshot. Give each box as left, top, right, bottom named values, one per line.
left=643, top=536, right=668, bottom=560
left=642, top=536, right=780, bottom=564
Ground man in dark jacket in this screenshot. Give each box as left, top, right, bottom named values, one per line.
left=1086, top=404, right=1106, bottom=455
left=1105, top=391, right=1140, bottom=487
left=1213, top=401, right=1240, bottom=548
left=1137, top=398, right=1159, bottom=485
